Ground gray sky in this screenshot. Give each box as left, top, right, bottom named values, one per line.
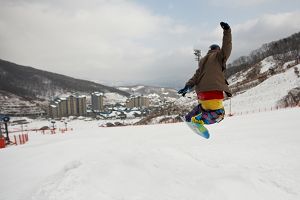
left=0, top=0, right=299, bottom=88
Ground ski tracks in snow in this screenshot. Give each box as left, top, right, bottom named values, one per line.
left=31, top=160, right=84, bottom=200
left=179, top=147, right=298, bottom=200
left=31, top=160, right=111, bottom=200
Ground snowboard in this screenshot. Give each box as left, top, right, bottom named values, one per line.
left=180, top=117, right=210, bottom=139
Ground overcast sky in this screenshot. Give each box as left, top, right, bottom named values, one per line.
left=0, top=0, right=299, bottom=88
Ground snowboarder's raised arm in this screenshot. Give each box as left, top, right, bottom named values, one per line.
left=220, top=22, right=232, bottom=63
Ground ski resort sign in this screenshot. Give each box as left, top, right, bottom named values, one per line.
left=0, top=115, right=10, bottom=123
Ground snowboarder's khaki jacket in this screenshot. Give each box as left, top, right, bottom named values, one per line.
left=186, top=28, right=232, bottom=97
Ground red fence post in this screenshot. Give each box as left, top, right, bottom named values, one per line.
left=14, top=135, right=17, bottom=145
left=19, top=135, right=23, bottom=144
left=22, top=134, right=26, bottom=144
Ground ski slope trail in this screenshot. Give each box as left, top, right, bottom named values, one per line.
left=0, top=108, right=300, bottom=200
left=224, top=64, right=300, bottom=113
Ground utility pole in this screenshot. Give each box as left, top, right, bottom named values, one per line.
left=230, top=98, right=232, bottom=116
left=194, top=49, right=201, bottom=65
left=0, top=122, right=3, bottom=138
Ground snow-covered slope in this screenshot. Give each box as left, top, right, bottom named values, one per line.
left=260, top=56, right=277, bottom=73
left=1, top=108, right=300, bottom=200
left=224, top=64, right=300, bottom=113
left=228, top=56, right=293, bottom=86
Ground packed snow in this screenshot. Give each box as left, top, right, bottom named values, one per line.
left=1, top=108, right=300, bottom=200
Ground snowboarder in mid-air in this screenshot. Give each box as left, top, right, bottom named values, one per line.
left=178, top=22, right=232, bottom=132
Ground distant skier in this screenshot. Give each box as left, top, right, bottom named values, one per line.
left=178, top=22, right=232, bottom=126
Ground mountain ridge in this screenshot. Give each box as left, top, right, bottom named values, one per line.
left=0, top=59, right=130, bottom=116
left=0, top=59, right=130, bottom=99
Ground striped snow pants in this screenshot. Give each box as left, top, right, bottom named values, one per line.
left=185, top=104, right=225, bottom=125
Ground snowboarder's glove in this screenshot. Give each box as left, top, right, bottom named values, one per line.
left=220, top=22, right=230, bottom=30
left=178, top=85, right=191, bottom=97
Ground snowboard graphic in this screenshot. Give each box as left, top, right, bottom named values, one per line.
left=180, top=117, right=210, bottom=139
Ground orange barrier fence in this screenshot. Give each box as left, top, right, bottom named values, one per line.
left=12, top=133, right=29, bottom=145
left=39, top=128, right=73, bottom=135
left=0, top=133, right=29, bottom=149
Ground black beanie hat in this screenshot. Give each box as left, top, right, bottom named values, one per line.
left=209, top=44, right=220, bottom=50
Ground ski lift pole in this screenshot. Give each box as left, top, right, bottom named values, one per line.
left=4, top=124, right=9, bottom=143
left=0, top=122, right=2, bottom=138
left=194, top=49, right=201, bottom=65
left=230, top=98, right=232, bottom=116
left=51, top=120, right=56, bottom=130
left=2, top=116, right=10, bottom=144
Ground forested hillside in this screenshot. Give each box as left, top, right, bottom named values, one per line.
left=226, top=32, right=300, bottom=78
left=0, top=59, right=130, bottom=100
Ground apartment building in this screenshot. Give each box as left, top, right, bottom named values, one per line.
left=91, top=92, right=104, bottom=112
left=49, top=104, right=59, bottom=119
left=49, top=94, right=87, bottom=118
left=126, top=95, right=150, bottom=109
left=77, top=95, right=87, bottom=116
left=67, top=95, right=77, bottom=116
left=59, top=98, right=68, bottom=117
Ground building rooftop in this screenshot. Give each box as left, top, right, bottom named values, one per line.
left=92, top=92, right=104, bottom=96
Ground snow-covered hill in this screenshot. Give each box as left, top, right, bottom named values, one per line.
left=0, top=108, right=299, bottom=200
left=0, top=90, right=46, bottom=116
left=225, top=58, right=300, bottom=114
left=118, top=85, right=178, bottom=98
